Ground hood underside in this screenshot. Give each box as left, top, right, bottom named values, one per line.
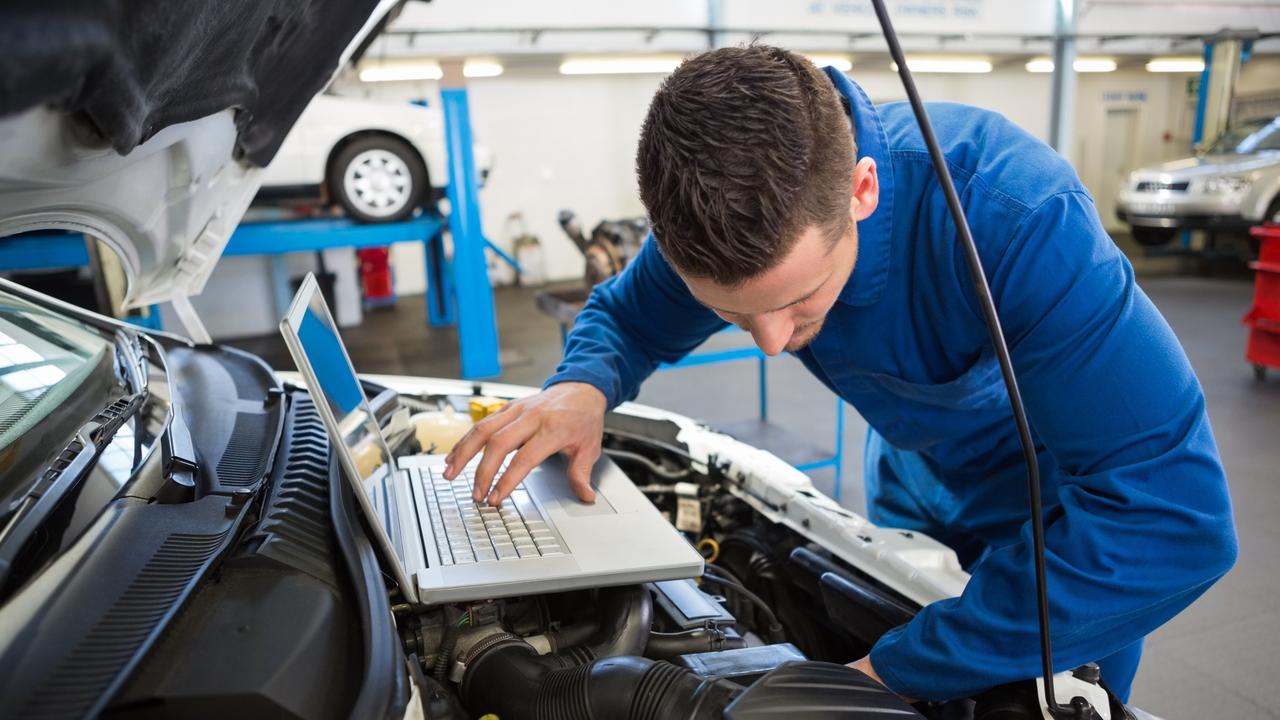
left=1, top=0, right=392, bottom=166
left=0, top=0, right=401, bottom=322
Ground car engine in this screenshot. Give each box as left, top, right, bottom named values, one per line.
left=373, top=390, right=1131, bottom=720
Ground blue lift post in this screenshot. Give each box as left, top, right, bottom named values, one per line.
left=1186, top=42, right=1216, bottom=252
left=425, top=230, right=457, bottom=327
left=440, top=60, right=501, bottom=379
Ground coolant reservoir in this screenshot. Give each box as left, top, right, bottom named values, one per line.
left=411, top=406, right=473, bottom=454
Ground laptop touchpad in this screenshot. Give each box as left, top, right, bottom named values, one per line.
left=524, top=461, right=617, bottom=516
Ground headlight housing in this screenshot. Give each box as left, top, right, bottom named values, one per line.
left=1204, top=174, right=1254, bottom=194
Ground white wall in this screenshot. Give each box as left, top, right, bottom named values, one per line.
left=1238, top=56, right=1280, bottom=97
left=336, top=13, right=1280, bottom=291
left=348, top=61, right=1224, bottom=283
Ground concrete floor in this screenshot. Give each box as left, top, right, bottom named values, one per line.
left=231, top=264, right=1279, bottom=718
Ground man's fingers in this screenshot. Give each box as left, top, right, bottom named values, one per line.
left=484, top=438, right=557, bottom=506
left=566, top=444, right=599, bottom=503
left=471, top=419, right=535, bottom=502
left=444, top=409, right=519, bottom=480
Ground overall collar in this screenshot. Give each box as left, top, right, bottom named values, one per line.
left=822, top=67, right=895, bottom=307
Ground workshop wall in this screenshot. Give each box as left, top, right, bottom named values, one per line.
left=346, top=62, right=1222, bottom=284
left=315, top=0, right=1280, bottom=295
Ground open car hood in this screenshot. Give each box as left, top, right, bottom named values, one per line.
left=0, top=0, right=402, bottom=311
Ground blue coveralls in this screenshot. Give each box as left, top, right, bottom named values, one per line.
left=545, top=68, right=1238, bottom=702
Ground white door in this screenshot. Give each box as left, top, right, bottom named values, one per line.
left=1098, top=108, right=1139, bottom=232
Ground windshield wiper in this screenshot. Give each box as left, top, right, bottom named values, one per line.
left=0, top=333, right=148, bottom=591
left=113, top=329, right=146, bottom=397
left=0, top=409, right=127, bottom=592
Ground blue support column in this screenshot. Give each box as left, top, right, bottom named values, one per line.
left=1047, top=0, right=1077, bottom=157
left=425, top=226, right=456, bottom=327
left=833, top=399, right=845, bottom=499
left=440, top=70, right=501, bottom=379
left=757, top=356, right=769, bottom=421
left=1191, top=43, right=1213, bottom=148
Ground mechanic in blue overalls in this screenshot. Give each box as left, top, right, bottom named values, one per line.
left=445, top=46, right=1237, bottom=703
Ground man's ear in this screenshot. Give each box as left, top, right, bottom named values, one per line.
left=850, top=157, right=879, bottom=222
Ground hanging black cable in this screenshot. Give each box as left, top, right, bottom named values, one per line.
left=866, top=1, right=1067, bottom=716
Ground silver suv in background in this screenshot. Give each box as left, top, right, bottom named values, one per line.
left=1117, top=116, right=1280, bottom=247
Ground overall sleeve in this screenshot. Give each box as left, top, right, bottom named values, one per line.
left=870, top=190, right=1238, bottom=701
left=544, top=237, right=726, bottom=409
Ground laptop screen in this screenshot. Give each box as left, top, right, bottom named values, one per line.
left=288, top=277, right=396, bottom=486
left=281, top=273, right=419, bottom=600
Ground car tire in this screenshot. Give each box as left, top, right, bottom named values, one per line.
left=1131, top=226, right=1177, bottom=247
left=329, top=135, right=427, bottom=223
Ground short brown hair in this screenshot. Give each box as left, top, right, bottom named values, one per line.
left=636, top=45, right=855, bottom=286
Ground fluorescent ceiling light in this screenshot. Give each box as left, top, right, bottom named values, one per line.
left=1025, top=57, right=1117, bottom=73
left=559, top=56, right=684, bottom=76
left=807, top=54, right=853, bottom=72
left=1145, top=57, right=1205, bottom=73
left=895, top=56, right=993, bottom=74
left=464, top=61, right=504, bottom=78
left=360, top=63, right=442, bottom=82
left=358, top=59, right=504, bottom=82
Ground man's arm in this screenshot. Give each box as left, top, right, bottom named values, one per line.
left=545, top=237, right=727, bottom=408
left=446, top=237, right=725, bottom=504
left=868, top=190, right=1238, bottom=701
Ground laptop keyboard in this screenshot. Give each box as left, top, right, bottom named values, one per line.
left=417, top=466, right=567, bottom=565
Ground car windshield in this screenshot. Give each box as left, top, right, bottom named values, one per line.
left=0, top=288, right=116, bottom=507
left=1205, top=117, right=1280, bottom=155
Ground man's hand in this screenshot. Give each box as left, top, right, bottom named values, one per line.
left=443, top=382, right=607, bottom=507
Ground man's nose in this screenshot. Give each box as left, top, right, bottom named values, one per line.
left=750, top=314, right=793, bottom=356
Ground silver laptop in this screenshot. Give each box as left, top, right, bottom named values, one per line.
left=280, top=273, right=704, bottom=605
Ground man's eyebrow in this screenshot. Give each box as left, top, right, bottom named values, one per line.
left=705, top=272, right=830, bottom=315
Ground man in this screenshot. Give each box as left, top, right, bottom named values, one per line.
left=444, top=45, right=1237, bottom=703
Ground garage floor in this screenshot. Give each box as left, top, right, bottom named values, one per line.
left=231, top=258, right=1280, bottom=719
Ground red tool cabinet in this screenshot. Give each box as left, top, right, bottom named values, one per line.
left=1244, top=224, right=1280, bottom=380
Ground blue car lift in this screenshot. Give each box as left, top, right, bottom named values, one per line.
left=0, top=74, right=505, bottom=379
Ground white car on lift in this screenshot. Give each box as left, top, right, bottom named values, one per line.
left=260, top=93, right=493, bottom=223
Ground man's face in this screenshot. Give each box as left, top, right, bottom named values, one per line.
left=682, top=222, right=858, bottom=355
left=678, top=157, right=879, bottom=356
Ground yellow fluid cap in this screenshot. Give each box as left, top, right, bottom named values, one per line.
left=468, top=396, right=507, bottom=422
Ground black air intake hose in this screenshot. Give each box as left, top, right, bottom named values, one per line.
left=645, top=628, right=746, bottom=661
left=584, top=584, right=652, bottom=658
left=543, top=585, right=652, bottom=660
left=461, top=638, right=741, bottom=720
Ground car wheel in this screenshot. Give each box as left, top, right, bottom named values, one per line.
left=1131, top=227, right=1177, bottom=247
left=329, top=136, right=427, bottom=223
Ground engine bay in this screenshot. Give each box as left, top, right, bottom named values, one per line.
left=38, top=373, right=1129, bottom=720
left=365, top=387, right=1129, bottom=720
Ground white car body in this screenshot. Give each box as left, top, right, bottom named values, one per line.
left=261, top=93, right=493, bottom=196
